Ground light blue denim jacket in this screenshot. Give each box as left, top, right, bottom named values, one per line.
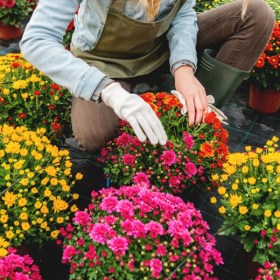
left=20, top=0, right=198, bottom=101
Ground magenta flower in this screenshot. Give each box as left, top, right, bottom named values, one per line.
left=107, top=236, right=128, bottom=256
left=122, top=154, right=136, bottom=166
left=100, top=196, right=119, bottom=213
left=156, top=244, right=167, bottom=256
left=62, top=246, right=77, bottom=261
left=184, top=161, right=197, bottom=178
left=73, top=210, right=91, bottom=226
left=133, top=171, right=150, bottom=186
left=145, top=221, right=164, bottom=238
left=116, top=132, right=132, bottom=146
left=160, top=150, right=176, bottom=166
left=168, top=176, right=181, bottom=187
left=89, top=223, right=113, bottom=244
left=183, top=131, right=194, bottom=149
left=116, top=199, right=135, bottom=219
left=149, top=258, right=163, bottom=278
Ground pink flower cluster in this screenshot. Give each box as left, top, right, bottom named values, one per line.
left=98, top=93, right=229, bottom=194
left=0, top=0, right=15, bottom=8
left=60, top=185, right=223, bottom=279
left=255, top=262, right=280, bottom=280
left=0, top=248, right=42, bottom=280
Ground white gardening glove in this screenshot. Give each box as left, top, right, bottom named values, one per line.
left=171, top=90, right=228, bottom=125
left=101, top=82, right=168, bottom=145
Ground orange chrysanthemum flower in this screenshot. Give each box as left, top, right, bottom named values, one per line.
left=200, top=142, right=215, bottom=158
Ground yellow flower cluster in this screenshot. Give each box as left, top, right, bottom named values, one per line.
left=211, top=136, right=280, bottom=264
left=0, top=124, right=83, bottom=255
left=0, top=53, right=72, bottom=145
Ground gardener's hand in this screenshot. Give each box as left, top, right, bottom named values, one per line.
left=171, top=90, right=228, bottom=125
left=101, top=82, right=167, bottom=145
left=174, top=65, right=208, bottom=126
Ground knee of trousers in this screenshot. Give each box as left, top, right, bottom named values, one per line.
left=245, top=0, right=275, bottom=32
left=71, top=97, right=119, bottom=152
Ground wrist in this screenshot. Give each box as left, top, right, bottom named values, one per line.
left=174, top=65, right=195, bottom=82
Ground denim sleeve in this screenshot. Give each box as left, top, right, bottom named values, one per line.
left=19, top=0, right=106, bottom=101
left=166, top=0, right=198, bottom=72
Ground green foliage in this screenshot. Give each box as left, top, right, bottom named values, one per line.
left=0, top=0, right=37, bottom=27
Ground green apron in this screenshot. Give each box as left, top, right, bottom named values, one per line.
left=71, top=0, right=183, bottom=78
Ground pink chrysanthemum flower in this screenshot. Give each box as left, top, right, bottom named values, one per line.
left=149, top=258, right=163, bottom=278
left=100, top=196, right=119, bottom=213
left=73, top=210, right=91, bottom=227
left=160, top=150, right=176, bottom=166
left=122, top=154, right=136, bottom=166
left=184, top=161, right=197, bottom=178
left=133, top=171, right=150, bottom=186
left=89, top=223, right=113, bottom=244
left=183, top=131, right=194, bottom=149
left=107, top=236, right=128, bottom=256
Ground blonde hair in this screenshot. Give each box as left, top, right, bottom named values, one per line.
left=139, top=0, right=251, bottom=22
left=138, top=0, right=161, bottom=21
left=241, top=0, right=251, bottom=20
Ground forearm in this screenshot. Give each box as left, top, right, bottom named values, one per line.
left=167, top=0, right=198, bottom=72
left=20, top=0, right=106, bottom=101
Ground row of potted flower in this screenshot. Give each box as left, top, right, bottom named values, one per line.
left=1, top=50, right=279, bottom=278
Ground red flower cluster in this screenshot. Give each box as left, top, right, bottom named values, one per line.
left=98, top=92, right=229, bottom=193
left=59, top=185, right=223, bottom=279
left=251, top=21, right=280, bottom=90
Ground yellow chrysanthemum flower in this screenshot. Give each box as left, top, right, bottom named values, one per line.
left=210, top=197, right=217, bottom=204
left=0, top=236, right=9, bottom=248
left=2, top=191, right=17, bottom=208
left=21, top=222, right=31, bottom=231
left=12, top=79, right=29, bottom=89
left=218, top=206, right=226, bottom=214
left=18, top=198, right=27, bottom=207
left=53, top=199, right=68, bottom=212
left=229, top=194, right=242, bottom=208
left=242, top=166, right=249, bottom=173
left=274, top=211, right=280, bottom=218
left=5, top=141, right=21, bottom=154
left=253, top=159, right=259, bottom=167
left=51, top=230, right=60, bottom=239
left=2, top=88, right=10, bottom=95
left=19, top=212, right=28, bottom=220
left=227, top=153, right=248, bottom=166
left=248, top=177, right=256, bottom=185
left=244, top=225, right=251, bottom=231
left=264, top=210, right=272, bottom=218
left=239, top=206, right=248, bottom=215
left=218, top=186, right=226, bottom=195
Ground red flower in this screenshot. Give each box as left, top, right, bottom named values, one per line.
left=267, top=55, right=279, bottom=68
left=5, top=0, right=15, bottom=8
left=18, top=112, right=27, bottom=119
left=49, top=104, right=56, bottom=110
left=52, top=123, right=60, bottom=131
left=11, top=62, right=21, bottom=68
left=51, top=83, right=61, bottom=91
left=34, top=90, right=41, bottom=96
left=255, top=53, right=266, bottom=68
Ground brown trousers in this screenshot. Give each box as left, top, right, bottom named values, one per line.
left=71, top=0, right=275, bottom=152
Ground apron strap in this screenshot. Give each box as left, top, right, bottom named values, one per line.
left=110, top=0, right=126, bottom=12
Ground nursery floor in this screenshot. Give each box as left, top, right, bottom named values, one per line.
left=1, top=35, right=279, bottom=280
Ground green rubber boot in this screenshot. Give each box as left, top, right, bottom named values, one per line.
left=195, top=49, right=249, bottom=108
